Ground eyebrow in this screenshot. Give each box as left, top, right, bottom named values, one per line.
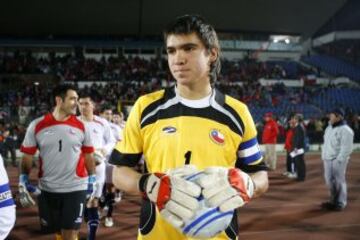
left=166, top=43, right=199, bottom=51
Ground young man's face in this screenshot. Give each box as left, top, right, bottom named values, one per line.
left=329, top=113, right=341, bottom=125
left=264, top=116, right=271, bottom=122
left=78, top=97, right=94, bottom=116
left=112, top=114, right=119, bottom=124
left=102, top=109, right=113, bottom=122
left=166, top=32, right=217, bottom=87
left=59, top=90, right=78, bottom=116
left=289, top=117, right=297, bottom=127
left=289, top=119, right=296, bottom=128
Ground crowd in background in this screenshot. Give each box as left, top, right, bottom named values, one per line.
left=0, top=51, right=317, bottom=81
left=1, top=52, right=360, bottom=166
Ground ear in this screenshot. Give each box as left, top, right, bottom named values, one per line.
left=209, top=47, right=218, bottom=64
left=55, top=96, right=63, bottom=105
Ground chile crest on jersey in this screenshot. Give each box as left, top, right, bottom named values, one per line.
left=209, top=129, right=225, bottom=145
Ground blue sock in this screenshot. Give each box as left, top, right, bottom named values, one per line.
left=87, top=207, right=99, bottom=240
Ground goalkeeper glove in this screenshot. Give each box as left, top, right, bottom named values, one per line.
left=197, top=167, right=255, bottom=212
left=18, top=174, right=40, bottom=208
left=138, top=165, right=201, bottom=228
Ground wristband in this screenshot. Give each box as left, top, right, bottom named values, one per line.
left=19, top=174, right=29, bottom=184
left=138, top=173, right=151, bottom=193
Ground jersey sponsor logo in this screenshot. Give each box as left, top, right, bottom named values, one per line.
left=69, top=128, right=77, bottom=135
left=162, top=126, right=177, bottom=134
left=210, top=129, right=225, bottom=145
left=43, top=130, right=54, bottom=136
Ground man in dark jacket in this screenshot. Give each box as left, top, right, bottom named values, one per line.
left=289, top=114, right=306, bottom=181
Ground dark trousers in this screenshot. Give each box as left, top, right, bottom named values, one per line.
left=286, top=152, right=296, bottom=173
left=294, top=154, right=306, bottom=181
left=4, top=146, right=16, bottom=165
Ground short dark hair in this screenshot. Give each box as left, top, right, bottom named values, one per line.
left=163, top=14, right=221, bottom=84
left=78, top=92, right=93, bottom=101
left=100, top=104, right=113, bottom=113
left=331, top=108, right=345, bottom=118
left=289, top=113, right=303, bottom=122
left=53, top=84, right=77, bottom=101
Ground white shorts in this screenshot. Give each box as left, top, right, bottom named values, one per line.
left=105, top=163, right=114, bottom=184
left=0, top=205, right=16, bottom=239
left=95, top=162, right=106, bottom=198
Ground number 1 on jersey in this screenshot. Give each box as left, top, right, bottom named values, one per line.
left=184, top=151, right=192, bottom=165
left=59, top=140, right=62, bottom=152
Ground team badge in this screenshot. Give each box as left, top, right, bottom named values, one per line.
left=69, top=128, right=76, bottom=135
left=162, top=126, right=177, bottom=134
left=210, top=129, right=225, bottom=145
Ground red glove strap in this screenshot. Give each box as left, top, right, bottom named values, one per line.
left=156, top=175, right=171, bottom=210
left=228, top=168, right=251, bottom=202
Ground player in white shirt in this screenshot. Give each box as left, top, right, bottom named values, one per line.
left=101, top=107, right=123, bottom=142
left=100, top=106, right=123, bottom=227
left=78, top=96, right=116, bottom=239
left=112, top=111, right=126, bottom=130
left=0, top=154, right=16, bottom=239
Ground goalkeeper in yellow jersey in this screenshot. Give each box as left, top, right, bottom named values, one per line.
left=109, top=14, right=269, bottom=240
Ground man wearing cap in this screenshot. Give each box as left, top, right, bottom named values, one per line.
left=321, top=108, right=354, bottom=211
left=262, top=112, right=279, bottom=170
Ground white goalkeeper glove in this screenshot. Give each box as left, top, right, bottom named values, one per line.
left=18, top=174, right=41, bottom=208
left=166, top=164, right=199, bottom=178
left=197, top=167, right=255, bottom=212
left=138, top=165, right=201, bottom=228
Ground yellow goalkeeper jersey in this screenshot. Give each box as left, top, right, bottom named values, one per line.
left=110, top=86, right=266, bottom=240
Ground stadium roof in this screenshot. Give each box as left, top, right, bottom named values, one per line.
left=0, top=0, right=347, bottom=40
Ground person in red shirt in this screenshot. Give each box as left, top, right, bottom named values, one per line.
left=283, top=119, right=296, bottom=178
left=262, top=112, right=279, bottom=170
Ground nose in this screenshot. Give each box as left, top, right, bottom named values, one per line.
left=173, top=51, right=186, bottom=65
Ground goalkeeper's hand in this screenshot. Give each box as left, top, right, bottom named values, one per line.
left=138, top=165, right=201, bottom=228
left=197, top=167, right=255, bottom=212
left=18, top=174, right=40, bottom=208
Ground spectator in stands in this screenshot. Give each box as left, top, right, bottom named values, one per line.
left=321, top=108, right=354, bottom=211
left=348, top=113, right=360, bottom=142
left=2, top=127, right=17, bottom=167
left=262, top=112, right=279, bottom=170
left=314, top=119, right=324, bottom=143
